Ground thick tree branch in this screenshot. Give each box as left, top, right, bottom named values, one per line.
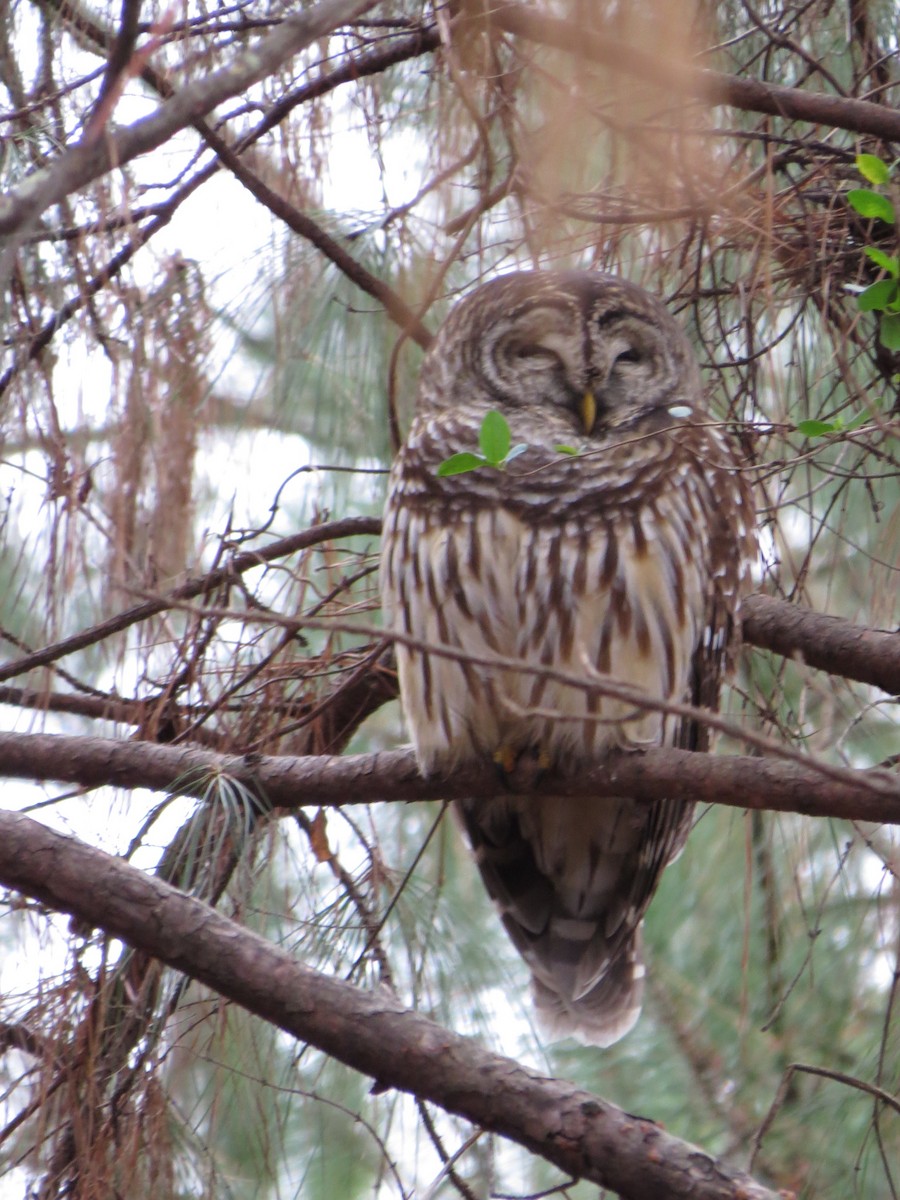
left=492, top=3, right=900, bottom=141
left=0, top=734, right=896, bottom=824
left=741, top=594, right=900, bottom=696
left=0, top=808, right=779, bottom=1200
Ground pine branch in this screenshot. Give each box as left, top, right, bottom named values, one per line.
left=0, top=734, right=895, bottom=824
left=0, top=808, right=781, bottom=1200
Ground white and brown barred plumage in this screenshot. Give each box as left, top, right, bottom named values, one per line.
left=380, top=271, right=757, bottom=1046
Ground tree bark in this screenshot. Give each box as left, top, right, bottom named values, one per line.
left=0, top=734, right=895, bottom=824
left=741, top=594, right=900, bottom=696
left=0, top=808, right=782, bottom=1200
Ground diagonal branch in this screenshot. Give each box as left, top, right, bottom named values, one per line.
left=0, top=516, right=380, bottom=684
left=0, top=807, right=780, bottom=1200
left=0, top=735, right=896, bottom=824
left=0, top=4, right=442, bottom=394
left=0, top=0, right=379, bottom=238
left=492, top=3, right=900, bottom=141
left=195, top=121, right=432, bottom=347
left=45, top=0, right=437, bottom=349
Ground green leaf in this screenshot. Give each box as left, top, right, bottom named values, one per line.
left=554, top=444, right=579, bottom=456
left=436, top=452, right=487, bottom=476
left=796, top=419, right=837, bottom=437
left=879, top=312, right=900, bottom=350
left=856, top=153, right=891, bottom=186
left=478, top=411, right=511, bottom=464
left=847, top=189, right=895, bottom=223
left=864, top=247, right=900, bottom=276
left=843, top=411, right=869, bottom=431
left=858, top=278, right=899, bottom=311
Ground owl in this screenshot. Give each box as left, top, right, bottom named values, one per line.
left=380, top=270, right=756, bottom=1046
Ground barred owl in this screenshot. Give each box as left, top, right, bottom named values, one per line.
left=380, top=271, right=756, bottom=1046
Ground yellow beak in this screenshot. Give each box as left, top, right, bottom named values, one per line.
left=581, top=391, right=597, bottom=434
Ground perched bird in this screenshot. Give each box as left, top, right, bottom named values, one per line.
left=380, top=270, right=756, bottom=1045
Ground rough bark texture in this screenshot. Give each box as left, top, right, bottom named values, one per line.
left=741, top=594, right=900, bottom=697
left=0, top=734, right=895, bottom=823
left=0, top=808, right=781, bottom=1200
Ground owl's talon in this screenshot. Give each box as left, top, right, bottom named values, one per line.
left=493, top=744, right=519, bottom=777
left=493, top=743, right=551, bottom=791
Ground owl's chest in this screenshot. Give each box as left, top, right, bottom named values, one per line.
left=390, top=496, right=708, bottom=768
left=422, top=501, right=705, bottom=640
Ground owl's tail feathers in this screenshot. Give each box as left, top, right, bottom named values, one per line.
left=527, top=927, right=645, bottom=1048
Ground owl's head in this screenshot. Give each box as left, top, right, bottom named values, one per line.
left=417, top=271, right=702, bottom=438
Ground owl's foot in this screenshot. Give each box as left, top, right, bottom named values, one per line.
left=492, top=743, right=552, bottom=792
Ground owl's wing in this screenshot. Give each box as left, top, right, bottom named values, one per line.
left=455, top=788, right=687, bottom=1046
left=453, top=584, right=741, bottom=1047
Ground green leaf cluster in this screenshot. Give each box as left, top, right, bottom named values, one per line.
left=437, top=411, right=528, bottom=476
left=848, top=153, right=900, bottom=350
left=436, top=413, right=584, bottom=477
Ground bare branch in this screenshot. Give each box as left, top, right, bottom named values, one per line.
left=46, top=0, right=436, bottom=348
left=0, top=15, right=443, bottom=392
left=492, top=3, right=900, bottom=141
left=742, top=594, right=900, bottom=696
left=197, top=122, right=432, bottom=347
left=0, top=0, right=380, bottom=238
left=0, top=808, right=781, bottom=1200
left=0, top=516, right=380, bottom=684
left=0, top=735, right=896, bottom=825
left=0, top=203, right=177, bottom=399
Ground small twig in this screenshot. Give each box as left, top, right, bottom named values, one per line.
left=0, top=516, right=380, bottom=684
left=84, top=4, right=176, bottom=144
left=751, top=1061, right=900, bottom=1171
